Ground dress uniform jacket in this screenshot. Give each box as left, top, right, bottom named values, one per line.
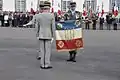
left=30, top=13, right=55, bottom=39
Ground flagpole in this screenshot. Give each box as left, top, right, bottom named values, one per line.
left=31, top=1, right=32, bottom=9
left=102, top=2, right=103, bottom=9
left=101, top=2, right=103, bottom=16
left=61, top=0, right=63, bottom=11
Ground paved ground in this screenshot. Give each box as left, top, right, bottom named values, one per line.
left=0, top=27, right=120, bottom=80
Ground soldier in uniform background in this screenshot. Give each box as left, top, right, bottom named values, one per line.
left=91, top=14, right=97, bottom=30
left=65, top=2, right=81, bottom=62
left=106, top=13, right=112, bottom=30
left=112, top=16, right=118, bottom=30
left=99, top=15, right=104, bottom=30
left=85, top=16, right=90, bottom=30
left=24, top=1, right=55, bottom=69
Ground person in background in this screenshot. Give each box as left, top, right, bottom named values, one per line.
left=85, top=16, right=90, bottom=30
left=1, top=13, right=4, bottom=27
left=4, top=13, right=9, bottom=27
left=91, top=14, right=97, bottom=30
left=99, top=15, right=104, bottom=30
left=0, top=12, right=3, bottom=26
left=106, top=13, right=112, bottom=30
left=8, top=12, right=13, bottom=27
left=13, top=13, right=18, bottom=27
left=112, top=16, right=118, bottom=30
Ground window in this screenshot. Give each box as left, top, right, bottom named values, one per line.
left=63, top=1, right=66, bottom=11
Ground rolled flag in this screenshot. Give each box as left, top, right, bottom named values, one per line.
left=114, top=6, right=118, bottom=16
left=30, top=2, right=35, bottom=15
left=101, top=9, right=104, bottom=16
left=51, top=0, right=54, bottom=13
left=96, top=6, right=99, bottom=17
left=58, top=10, right=61, bottom=15
left=51, top=7, right=54, bottom=13
left=30, top=8, right=35, bottom=14
left=88, top=6, right=92, bottom=17
left=113, top=1, right=118, bottom=16
left=112, top=3, right=115, bottom=14
left=101, top=2, right=104, bottom=16
left=83, top=8, right=87, bottom=16
left=83, top=4, right=87, bottom=16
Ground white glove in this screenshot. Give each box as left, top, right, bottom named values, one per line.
left=23, top=24, right=27, bottom=27
left=51, top=38, right=54, bottom=43
left=36, top=33, right=39, bottom=37
left=37, top=37, right=40, bottom=40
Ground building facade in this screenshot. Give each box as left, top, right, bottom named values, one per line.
left=91, top=0, right=97, bottom=12
left=109, top=0, right=120, bottom=11
left=0, top=0, right=3, bottom=11
left=37, top=0, right=73, bottom=12
left=84, top=0, right=90, bottom=11
left=15, top=0, right=26, bottom=12
left=37, top=0, right=60, bottom=12
left=62, top=0, right=73, bottom=12
left=37, top=0, right=40, bottom=11
left=84, top=0, right=97, bottom=12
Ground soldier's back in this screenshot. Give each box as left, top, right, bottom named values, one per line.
left=36, top=13, right=54, bottom=39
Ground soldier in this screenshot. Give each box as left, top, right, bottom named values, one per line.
left=106, top=13, right=112, bottom=30
left=112, top=16, right=118, bottom=30
left=99, top=15, right=104, bottom=30
left=91, top=14, right=97, bottom=30
left=85, top=16, right=90, bottom=30
left=65, top=2, right=81, bottom=62
left=24, top=1, right=55, bottom=69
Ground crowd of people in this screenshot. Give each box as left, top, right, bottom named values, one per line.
left=0, top=11, right=120, bottom=30
left=83, top=13, right=120, bottom=30
left=0, top=11, right=33, bottom=28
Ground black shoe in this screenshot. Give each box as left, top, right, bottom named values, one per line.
left=67, top=59, right=72, bottom=62
left=37, top=57, right=41, bottom=60
left=72, top=59, right=76, bottom=62
left=40, top=66, right=53, bottom=69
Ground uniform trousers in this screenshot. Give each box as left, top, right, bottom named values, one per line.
left=107, top=24, right=111, bottom=30
left=37, top=39, right=41, bottom=57
left=39, top=39, right=52, bottom=67
left=99, top=24, right=103, bottom=30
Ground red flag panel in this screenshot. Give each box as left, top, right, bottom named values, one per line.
left=56, top=38, right=83, bottom=51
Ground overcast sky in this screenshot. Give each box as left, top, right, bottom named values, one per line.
left=3, top=0, right=109, bottom=12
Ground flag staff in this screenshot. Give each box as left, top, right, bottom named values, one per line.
left=61, top=0, right=63, bottom=11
